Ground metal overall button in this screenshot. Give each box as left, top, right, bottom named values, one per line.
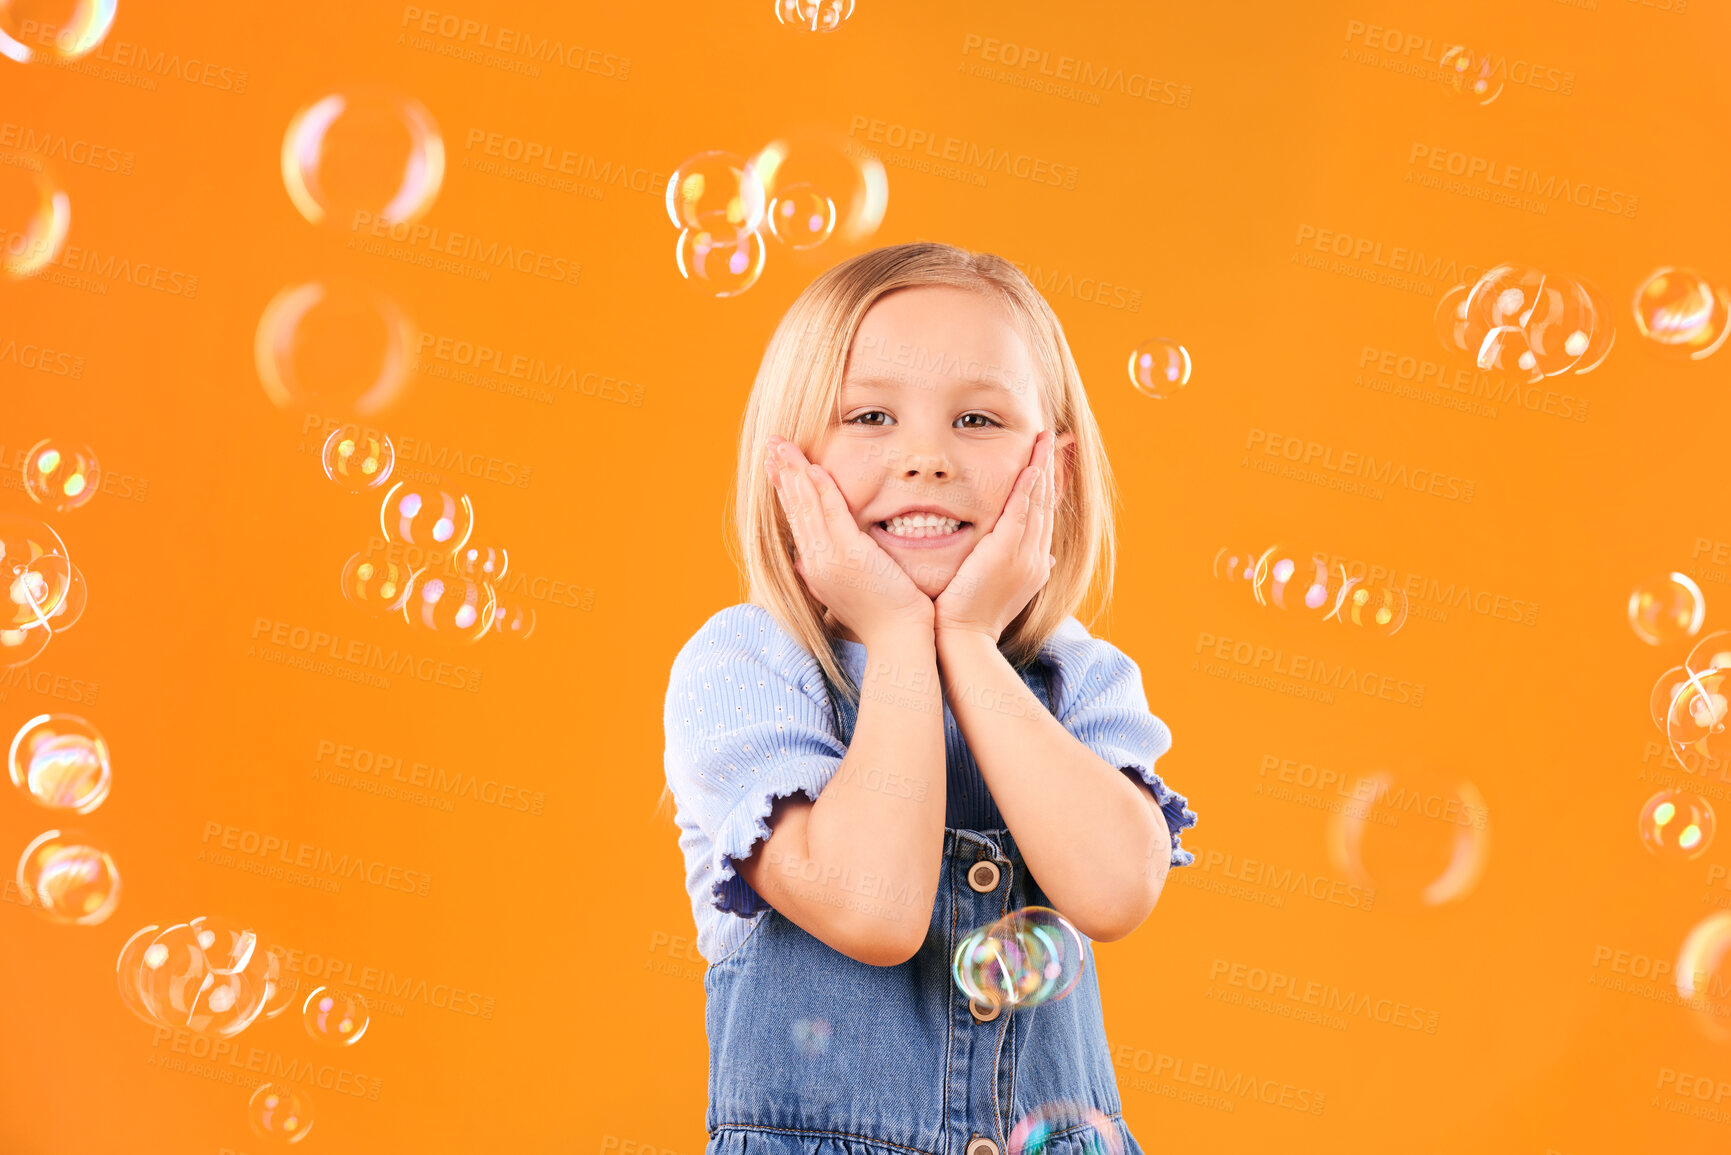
left=968, top=996, right=1002, bottom=1023
left=967, top=860, right=1001, bottom=893
left=966, top=1137, right=1001, bottom=1155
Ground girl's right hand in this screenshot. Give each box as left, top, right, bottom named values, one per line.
left=765, top=435, right=935, bottom=642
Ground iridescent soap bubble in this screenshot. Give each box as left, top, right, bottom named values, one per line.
left=136, top=916, right=278, bottom=1036
left=248, top=1082, right=315, bottom=1145
left=23, top=438, right=99, bottom=512
left=750, top=124, right=888, bottom=246
left=1517, top=274, right=1596, bottom=377
left=259, top=945, right=303, bottom=1021
left=1632, top=267, right=1731, bottom=361
left=0, top=152, right=69, bottom=278
left=0, top=515, right=71, bottom=630
left=1475, top=325, right=1540, bottom=382
left=791, top=1017, right=832, bottom=1055
left=9, top=713, right=110, bottom=813
left=1638, top=788, right=1715, bottom=860
left=953, top=906, right=1087, bottom=1011
left=380, top=482, right=474, bottom=549
left=16, top=828, right=119, bottom=924
left=255, top=280, right=418, bottom=417
left=450, top=543, right=508, bottom=582
left=321, top=425, right=395, bottom=492
left=1326, top=765, right=1490, bottom=909
left=766, top=183, right=837, bottom=249
left=1687, top=630, right=1731, bottom=677
left=491, top=598, right=537, bottom=640
left=281, top=88, right=445, bottom=228
left=1571, top=277, right=1617, bottom=374
left=1461, top=264, right=1541, bottom=361
left=665, top=150, right=767, bottom=235
left=1653, top=664, right=1696, bottom=734
left=116, top=923, right=163, bottom=1025
left=0, top=622, right=52, bottom=667
left=1667, top=667, right=1731, bottom=764
left=1252, top=543, right=1349, bottom=622
left=303, top=985, right=370, bottom=1046
left=1677, top=912, right=1731, bottom=1044
left=41, top=563, right=85, bottom=632
left=1332, top=581, right=1410, bottom=637
left=1434, top=283, right=1471, bottom=355
left=405, top=574, right=496, bottom=643
left=675, top=228, right=766, bottom=298
left=340, top=550, right=415, bottom=615
left=1008, top=1102, right=1122, bottom=1155
left=0, top=1, right=116, bottom=64
left=1628, top=572, right=1706, bottom=646
left=774, top=0, right=855, bottom=32
left=1212, top=547, right=1258, bottom=594
left=1439, top=45, right=1503, bottom=104
left=1127, top=339, right=1191, bottom=399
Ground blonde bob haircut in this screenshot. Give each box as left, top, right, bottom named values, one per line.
left=725, top=240, right=1122, bottom=708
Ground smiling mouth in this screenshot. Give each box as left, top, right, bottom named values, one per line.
left=875, top=517, right=971, bottom=540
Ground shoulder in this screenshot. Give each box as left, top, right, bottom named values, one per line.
left=668, top=603, right=828, bottom=691
left=1037, top=617, right=1148, bottom=710
left=1038, top=615, right=1139, bottom=673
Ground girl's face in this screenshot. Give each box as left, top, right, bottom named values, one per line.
left=812, top=284, right=1075, bottom=600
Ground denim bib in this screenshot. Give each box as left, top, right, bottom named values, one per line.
left=701, top=661, right=1146, bottom=1155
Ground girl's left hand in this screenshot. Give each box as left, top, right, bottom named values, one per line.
left=934, top=430, right=1059, bottom=641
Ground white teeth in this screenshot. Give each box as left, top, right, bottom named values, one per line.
left=882, top=513, right=962, bottom=536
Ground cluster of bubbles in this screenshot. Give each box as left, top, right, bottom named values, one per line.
left=8, top=713, right=118, bottom=925
left=1007, top=1102, right=1122, bottom=1155
left=952, top=906, right=1087, bottom=1012
left=773, top=0, right=855, bottom=33
left=1435, top=264, right=1615, bottom=382
left=666, top=126, right=888, bottom=297
left=1213, top=543, right=1409, bottom=638
left=1126, top=338, right=1193, bottom=400
left=1631, top=267, right=1731, bottom=361
left=1, top=509, right=89, bottom=668
left=1324, top=763, right=1492, bottom=908
left=1437, top=46, right=1502, bottom=105
left=331, top=479, right=536, bottom=643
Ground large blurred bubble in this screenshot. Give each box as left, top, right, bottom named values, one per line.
left=749, top=124, right=888, bottom=246
left=1008, top=1102, right=1122, bottom=1155
left=0, top=158, right=70, bottom=278
left=1326, top=765, right=1490, bottom=909
left=133, top=916, right=279, bottom=1036
left=1677, top=912, right=1731, bottom=1045
left=0, top=1, right=116, bottom=64
left=282, top=88, right=445, bottom=228
left=952, top=906, right=1087, bottom=1012
left=255, top=281, right=418, bottom=417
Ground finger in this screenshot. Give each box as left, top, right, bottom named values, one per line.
left=802, top=462, right=856, bottom=563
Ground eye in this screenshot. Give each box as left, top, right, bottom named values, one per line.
left=844, top=409, right=892, bottom=426
left=958, top=413, right=1000, bottom=429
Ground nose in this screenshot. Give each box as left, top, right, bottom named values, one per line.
left=897, top=444, right=949, bottom=480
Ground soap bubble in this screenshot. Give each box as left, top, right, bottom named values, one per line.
left=766, top=184, right=837, bottom=248
left=0, top=153, right=70, bottom=278
left=1475, top=325, right=1541, bottom=382
left=790, top=1016, right=832, bottom=1055
left=491, top=598, right=537, bottom=640
left=339, top=550, right=415, bottom=615
left=116, top=924, right=163, bottom=1025
left=1687, top=630, right=1731, bottom=677
left=9, top=713, right=110, bottom=813
left=0, top=623, right=52, bottom=667
left=1667, top=667, right=1731, bottom=764
left=380, top=482, right=474, bottom=549
left=1633, top=267, right=1731, bottom=361
left=1333, top=581, right=1410, bottom=637
left=1638, top=788, right=1715, bottom=860
left=1008, top=1102, right=1123, bottom=1155
left=0, top=514, right=72, bottom=630
left=1435, top=283, right=1471, bottom=355
left=665, top=150, right=766, bottom=235
left=1127, top=339, right=1191, bottom=399
left=1439, top=45, right=1503, bottom=104
left=749, top=124, right=888, bottom=246
left=450, top=543, right=508, bottom=582
left=405, top=574, right=496, bottom=643
left=0, top=1, right=116, bottom=64
left=1252, top=543, right=1349, bottom=621
left=22, top=439, right=100, bottom=512
left=1326, top=765, right=1490, bottom=908
left=16, top=828, right=120, bottom=924
left=1677, top=912, right=1731, bottom=1044
left=303, top=985, right=371, bottom=1046
left=248, top=1082, right=315, bottom=1144
left=39, top=563, right=85, bottom=633
left=321, top=425, right=395, bottom=492
left=1212, top=547, right=1259, bottom=594
left=953, top=906, right=1087, bottom=1011
left=281, top=88, right=445, bottom=228
left=1628, top=572, right=1706, bottom=646
left=1571, top=278, right=1617, bottom=374
left=135, top=916, right=279, bottom=1036
left=255, top=280, right=418, bottom=417
left=1517, top=274, right=1597, bottom=377
left=1653, top=665, right=1697, bottom=734
left=259, top=946, right=303, bottom=1020
left=774, top=0, right=855, bottom=32
left=675, top=227, right=766, bottom=297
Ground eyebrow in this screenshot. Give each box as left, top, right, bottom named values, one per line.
left=839, top=373, right=1021, bottom=398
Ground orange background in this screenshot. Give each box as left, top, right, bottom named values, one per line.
left=3, top=0, right=1730, bottom=1152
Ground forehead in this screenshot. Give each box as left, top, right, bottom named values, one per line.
left=842, top=285, right=1041, bottom=407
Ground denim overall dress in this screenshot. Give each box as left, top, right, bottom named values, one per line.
left=701, top=656, right=1146, bottom=1155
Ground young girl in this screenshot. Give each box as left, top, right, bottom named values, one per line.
left=661, top=241, right=1198, bottom=1155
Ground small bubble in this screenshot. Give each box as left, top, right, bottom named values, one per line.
left=1439, top=45, right=1503, bottom=104
left=1633, top=267, right=1731, bottom=361
left=1627, top=572, right=1706, bottom=646
left=766, top=183, right=837, bottom=249
left=15, top=828, right=120, bottom=925
left=8, top=713, right=110, bottom=813
left=665, top=150, right=766, bottom=235
left=1126, top=339, right=1192, bottom=398
left=1639, top=788, right=1715, bottom=860
left=675, top=227, right=766, bottom=298
left=248, top=1081, right=315, bottom=1144
left=321, top=425, right=396, bottom=492
left=302, top=985, right=371, bottom=1046
left=380, top=483, right=474, bottom=550
left=774, top=0, right=856, bottom=32
left=23, top=439, right=98, bottom=512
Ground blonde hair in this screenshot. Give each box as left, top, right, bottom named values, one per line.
left=729, top=240, right=1121, bottom=705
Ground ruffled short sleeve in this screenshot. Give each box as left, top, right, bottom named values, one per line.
left=1042, top=619, right=1198, bottom=867
left=663, top=603, right=848, bottom=922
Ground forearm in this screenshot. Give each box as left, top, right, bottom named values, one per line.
left=937, top=627, right=1169, bottom=941
left=803, top=620, right=947, bottom=956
